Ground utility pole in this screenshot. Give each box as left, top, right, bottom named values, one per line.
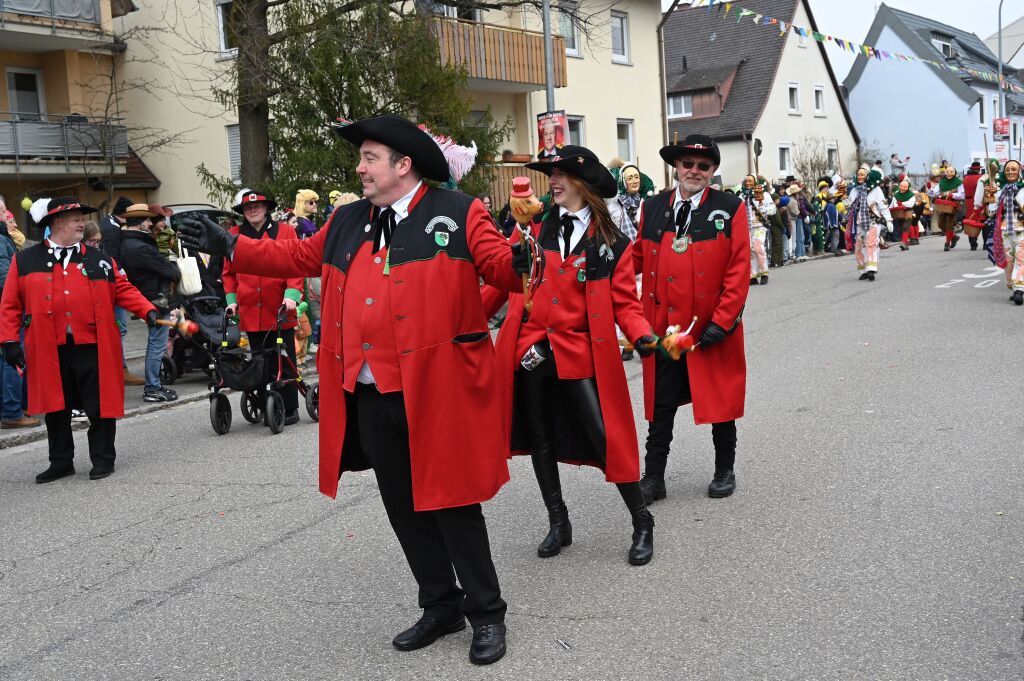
left=998, top=0, right=1005, bottom=119
left=542, top=0, right=555, bottom=112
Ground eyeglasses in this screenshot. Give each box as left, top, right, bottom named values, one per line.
left=85, top=239, right=102, bottom=247
left=679, top=160, right=713, bottom=172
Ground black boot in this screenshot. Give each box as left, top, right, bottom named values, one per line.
left=639, top=473, right=666, bottom=505
left=36, top=463, right=74, bottom=484
left=1013, top=291, right=1023, bottom=306
left=710, top=421, right=737, bottom=499
left=708, top=469, right=737, bottom=498
left=618, top=483, right=654, bottom=566
left=531, top=450, right=572, bottom=557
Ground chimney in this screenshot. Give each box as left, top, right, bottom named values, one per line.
left=681, top=56, right=688, bottom=73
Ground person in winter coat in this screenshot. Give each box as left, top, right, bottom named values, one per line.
left=100, top=196, right=144, bottom=385
left=482, top=148, right=657, bottom=567
left=0, top=198, right=38, bottom=429
left=0, top=197, right=156, bottom=482
left=118, top=204, right=181, bottom=403
left=294, top=189, right=320, bottom=239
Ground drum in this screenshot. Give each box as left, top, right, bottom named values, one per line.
left=934, top=198, right=960, bottom=215
left=890, top=207, right=913, bottom=220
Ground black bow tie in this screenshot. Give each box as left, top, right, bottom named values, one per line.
left=560, top=214, right=577, bottom=258
left=374, top=207, right=395, bottom=253
left=675, top=202, right=692, bottom=237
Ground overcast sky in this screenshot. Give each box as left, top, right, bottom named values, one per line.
left=662, top=0, right=1023, bottom=80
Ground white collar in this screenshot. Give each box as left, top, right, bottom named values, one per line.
left=558, top=205, right=591, bottom=225
left=389, top=181, right=423, bottom=220
left=674, top=186, right=706, bottom=208
left=46, top=238, right=80, bottom=250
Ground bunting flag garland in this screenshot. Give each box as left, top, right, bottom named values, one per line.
left=698, top=2, right=1024, bottom=94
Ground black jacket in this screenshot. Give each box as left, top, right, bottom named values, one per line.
left=119, top=229, right=180, bottom=302
left=100, top=214, right=124, bottom=261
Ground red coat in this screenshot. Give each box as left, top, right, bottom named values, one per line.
left=633, top=187, right=749, bottom=425
left=223, top=220, right=303, bottom=331
left=483, top=215, right=650, bottom=482
left=0, top=242, right=154, bottom=417
left=229, top=185, right=521, bottom=509
left=963, top=172, right=985, bottom=222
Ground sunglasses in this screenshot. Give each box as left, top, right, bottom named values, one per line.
left=679, top=160, right=713, bottom=171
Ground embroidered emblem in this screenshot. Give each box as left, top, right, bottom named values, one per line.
left=571, top=255, right=586, bottom=268
left=425, top=216, right=458, bottom=234
left=97, top=260, right=113, bottom=279
left=576, top=269, right=586, bottom=282
left=598, top=244, right=614, bottom=261
left=715, top=219, right=725, bottom=231
left=672, top=236, right=691, bottom=253
left=708, top=209, right=731, bottom=222
left=434, top=231, right=450, bottom=247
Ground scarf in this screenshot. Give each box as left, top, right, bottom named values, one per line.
left=847, top=186, right=871, bottom=240
left=938, top=176, right=962, bottom=193
left=893, top=189, right=915, bottom=202
left=616, top=191, right=643, bottom=227
left=990, top=182, right=1022, bottom=268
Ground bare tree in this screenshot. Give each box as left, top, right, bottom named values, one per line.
left=791, top=135, right=837, bottom=185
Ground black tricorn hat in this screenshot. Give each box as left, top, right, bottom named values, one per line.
left=232, top=189, right=278, bottom=214
left=525, top=145, right=617, bottom=198
left=660, top=133, right=721, bottom=167
left=38, top=196, right=96, bottom=227
left=332, top=115, right=450, bottom=183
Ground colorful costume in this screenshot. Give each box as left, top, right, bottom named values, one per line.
left=928, top=168, right=964, bottom=250
left=740, top=176, right=775, bottom=284
left=293, top=189, right=320, bottom=239
left=888, top=183, right=915, bottom=251
left=846, top=169, right=891, bottom=280
left=985, top=160, right=1024, bottom=304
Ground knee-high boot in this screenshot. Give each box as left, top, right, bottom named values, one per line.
left=531, top=448, right=572, bottom=557
left=616, top=482, right=654, bottom=566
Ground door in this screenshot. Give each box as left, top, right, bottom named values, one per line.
left=6, top=68, right=45, bottom=121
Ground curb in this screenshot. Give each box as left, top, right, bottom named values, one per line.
left=0, top=368, right=319, bottom=451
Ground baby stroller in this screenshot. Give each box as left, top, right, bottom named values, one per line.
left=162, top=295, right=225, bottom=384
left=208, top=305, right=319, bottom=435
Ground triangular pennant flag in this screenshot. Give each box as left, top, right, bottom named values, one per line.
left=812, top=31, right=824, bottom=42
left=778, top=20, right=788, bottom=35
left=753, top=13, right=762, bottom=24
left=737, top=8, right=755, bottom=20
left=724, top=2, right=733, bottom=13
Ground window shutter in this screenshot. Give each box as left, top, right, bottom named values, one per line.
left=226, top=124, right=241, bottom=183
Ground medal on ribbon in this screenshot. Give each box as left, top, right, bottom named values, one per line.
left=672, top=235, right=691, bottom=253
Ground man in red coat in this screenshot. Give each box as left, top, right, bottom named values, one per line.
left=633, top=135, right=750, bottom=504
left=962, top=161, right=984, bottom=251
left=179, top=115, right=527, bottom=665
left=0, top=197, right=156, bottom=483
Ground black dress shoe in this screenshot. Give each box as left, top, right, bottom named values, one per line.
left=866, top=271, right=875, bottom=281
left=284, top=411, right=300, bottom=426
left=759, top=274, right=768, bottom=285
left=469, top=623, right=507, bottom=665
left=628, top=510, right=654, bottom=566
left=89, top=467, right=114, bottom=480
left=708, top=470, right=736, bottom=498
left=392, top=614, right=466, bottom=651
left=639, top=474, right=666, bottom=505
left=36, top=464, right=74, bottom=484
left=1013, top=291, right=1024, bottom=306
left=749, top=277, right=759, bottom=285
left=859, top=271, right=869, bottom=280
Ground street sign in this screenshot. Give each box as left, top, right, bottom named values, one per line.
left=994, top=117, right=1010, bottom=140
left=754, top=138, right=763, bottom=157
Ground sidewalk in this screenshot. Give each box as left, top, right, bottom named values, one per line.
left=0, top=316, right=318, bottom=449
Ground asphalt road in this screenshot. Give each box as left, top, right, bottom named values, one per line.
left=1, top=237, right=1022, bottom=680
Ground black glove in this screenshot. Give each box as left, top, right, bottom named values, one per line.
left=511, top=242, right=531, bottom=275
left=633, top=335, right=658, bottom=358
left=3, top=341, right=24, bottom=370
left=178, top=215, right=236, bottom=257
left=698, top=321, right=728, bottom=348
left=145, top=310, right=159, bottom=328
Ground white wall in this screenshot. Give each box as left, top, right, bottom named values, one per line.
left=749, top=0, right=857, bottom=184
left=847, top=24, right=970, bottom=176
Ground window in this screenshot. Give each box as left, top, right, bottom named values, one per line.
left=667, top=94, right=693, bottom=118
left=778, top=143, right=792, bottom=176
left=226, top=124, right=241, bottom=183
left=611, top=11, right=630, bottom=63
left=567, top=115, right=585, bottom=146
left=1014, top=121, right=1020, bottom=147
left=931, top=32, right=953, bottom=58
left=978, top=97, right=985, bottom=126
left=788, top=82, right=800, bottom=114
left=559, top=1, right=581, bottom=57
left=616, top=119, right=635, bottom=162
left=216, top=0, right=238, bottom=55
left=6, top=68, right=45, bottom=120
left=827, top=146, right=839, bottom=172
left=813, top=85, right=826, bottom=115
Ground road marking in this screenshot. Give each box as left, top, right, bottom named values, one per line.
left=935, top=267, right=1002, bottom=289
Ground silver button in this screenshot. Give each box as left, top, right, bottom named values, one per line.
left=64, top=290, right=70, bottom=295
left=362, top=342, right=371, bottom=350
left=47, top=262, right=52, bottom=267
left=364, top=224, right=371, bottom=232
left=558, top=268, right=565, bottom=274
left=365, top=297, right=373, bottom=305
left=374, top=257, right=382, bottom=264
left=551, top=298, right=558, bottom=304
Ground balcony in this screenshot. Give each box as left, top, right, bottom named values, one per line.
left=0, top=113, right=128, bottom=178
left=0, top=0, right=118, bottom=52
left=433, top=18, right=568, bottom=93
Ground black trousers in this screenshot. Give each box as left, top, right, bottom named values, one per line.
left=644, top=352, right=736, bottom=477
left=246, top=328, right=298, bottom=414
left=45, top=342, right=116, bottom=470
left=354, top=383, right=506, bottom=626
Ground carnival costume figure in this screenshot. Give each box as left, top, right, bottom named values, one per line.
left=929, top=165, right=964, bottom=251
left=986, top=160, right=1024, bottom=305
left=888, top=179, right=916, bottom=251
left=741, top=175, right=775, bottom=285
left=846, top=168, right=892, bottom=281
left=293, top=189, right=320, bottom=239
left=607, top=159, right=654, bottom=242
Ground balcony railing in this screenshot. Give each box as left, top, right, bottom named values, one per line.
left=0, top=113, right=128, bottom=172
left=0, top=0, right=100, bottom=25
left=433, top=18, right=568, bottom=90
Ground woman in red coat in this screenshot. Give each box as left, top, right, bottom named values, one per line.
left=486, top=146, right=657, bottom=566
left=223, top=191, right=304, bottom=425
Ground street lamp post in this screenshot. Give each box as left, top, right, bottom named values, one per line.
left=542, top=0, right=555, bottom=112
left=998, top=0, right=1005, bottom=119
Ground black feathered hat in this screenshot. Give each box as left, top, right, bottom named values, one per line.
left=332, top=115, right=450, bottom=183
left=525, top=145, right=617, bottom=198
left=38, top=196, right=96, bottom=227
left=659, top=133, right=721, bottom=166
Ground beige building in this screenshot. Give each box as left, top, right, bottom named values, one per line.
left=664, top=0, right=859, bottom=186
left=439, top=0, right=664, bottom=196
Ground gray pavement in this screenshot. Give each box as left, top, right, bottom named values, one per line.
left=1, top=237, right=1023, bottom=679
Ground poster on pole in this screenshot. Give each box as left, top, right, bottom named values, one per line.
left=994, top=117, right=1010, bottom=141
left=994, top=141, right=1010, bottom=163
left=536, top=110, right=567, bottom=159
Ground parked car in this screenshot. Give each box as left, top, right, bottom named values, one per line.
left=165, top=204, right=238, bottom=231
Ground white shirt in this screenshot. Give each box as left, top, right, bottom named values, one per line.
left=635, top=185, right=706, bottom=233
left=46, top=238, right=79, bottom=269
left=557, top=205, right=591, bottom=255
left=357, top=181, right=423, bottom=386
